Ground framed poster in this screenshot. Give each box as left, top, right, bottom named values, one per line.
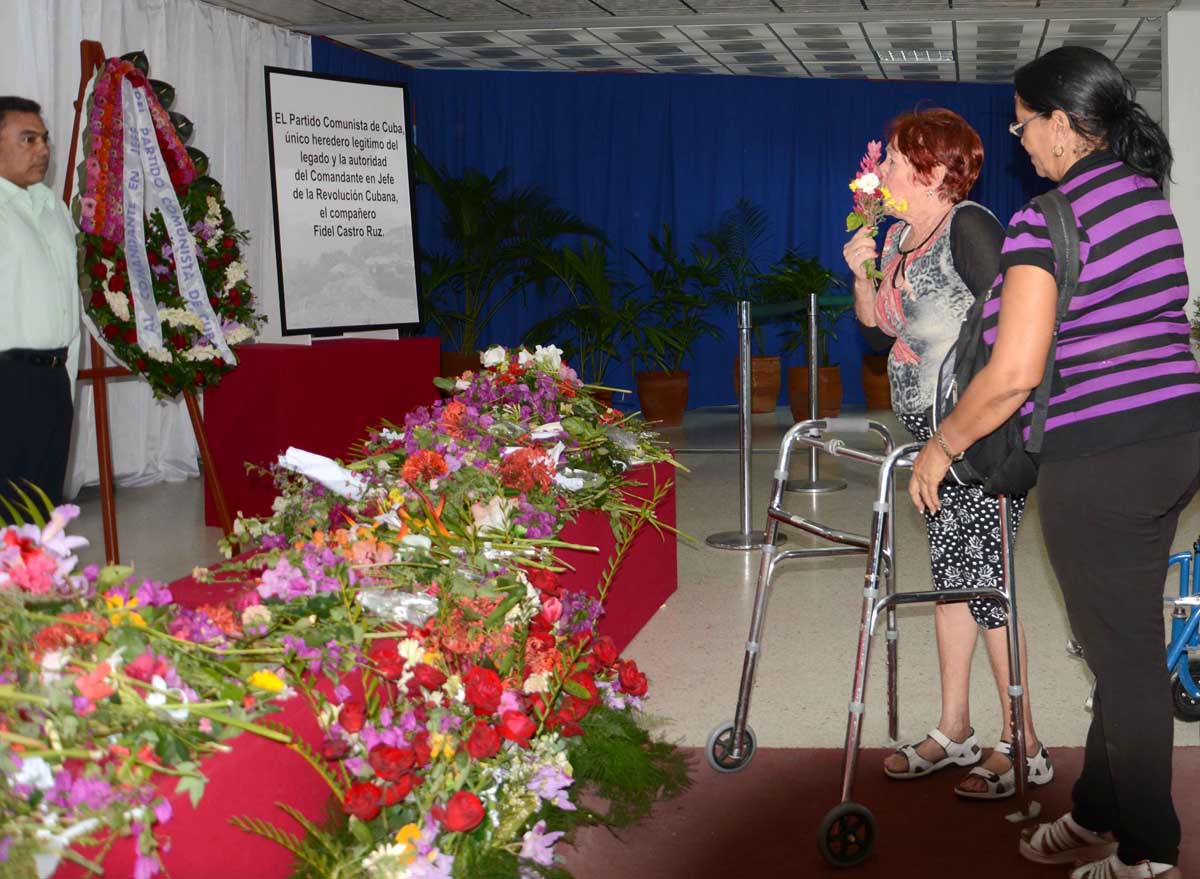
left=264, top=67, right=421, bottom=336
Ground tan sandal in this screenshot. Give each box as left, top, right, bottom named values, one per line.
left=883, top=727, right=981, bottom=780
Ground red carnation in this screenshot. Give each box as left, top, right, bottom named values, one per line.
left=443, top=790, right=485, bottom=832
left=368, top=744, right=415, bottom=782
left=497, top=710, right=536, bottom=748
left=90, top=291, right=106, bottom=309
left=411, top=730, right=432, bottom=767
left=228, top=289, right=242, bottom=307
left=618, top=659, right=648, bottom=698
left=222, top=236, right=236, bottom=250
left=383, top=774, right=414, bottom=804
left=410, top=663, right=447, bottom=692
left=100, top=239, right=117, bottom=258
left=339, top=700, right=366, bottom=733
left=367, top=641, right=405, bottom=680
left=592, top=635, right=619, bottom=667
left=102, top=324, right=119, bottom=340
left=321, top=737, right=349, bottom=761
left=107, top=273, right=126, bottom=292
left=463, top=666, right=503, bottom=716
left=89, top=262, right=108, bottom=280
left=343, top=781, right=382, bottom=821
left=401, top=449, right=448, bottom=484
left=465, top=722, right=501, bottom=760
left=123, top=327, right=137, bottom=344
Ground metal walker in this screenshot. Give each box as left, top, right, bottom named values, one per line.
left=706, top=418, right=1038, bottom=867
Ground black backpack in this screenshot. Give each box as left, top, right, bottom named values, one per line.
left=926, top=189, right=1079, bottom=497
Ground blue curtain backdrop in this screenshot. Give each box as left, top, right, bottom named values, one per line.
left=311, top=38, right=1045, bottom=408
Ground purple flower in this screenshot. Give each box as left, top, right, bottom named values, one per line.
left=135, top=579, right=174, bottom=607
left=153, top=798, right=173, bottom=825
left=527, top=764, right=575, bottom=811
left=408, top=851, right=455, bottom=879
left=133, top=853, right=160, bottom=879
left=520, top=820, right=566, bottom=866
left=0, top=836, right=12, bottom=863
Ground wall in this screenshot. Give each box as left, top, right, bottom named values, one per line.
left=1166, top=10, right=1200, bottom=314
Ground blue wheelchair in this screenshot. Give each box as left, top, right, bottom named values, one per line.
left=1167, top=536, right=1200, bottom=721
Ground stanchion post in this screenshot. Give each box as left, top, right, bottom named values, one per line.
left=785, top=290, right=846, bottom=494
left=706, top=301, right=777, bottom=551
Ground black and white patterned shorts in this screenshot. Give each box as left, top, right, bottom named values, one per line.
left=897, top=410, right=1026, bottom=630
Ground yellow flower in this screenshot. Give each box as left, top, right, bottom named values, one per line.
left=104, top=592, right=147, bottom=628
left=393, top=823, right=421, bottom=863
left=248, top=670, right=286, bottom=692
left=429, top=731, right=456, bottom=761
left=880, top=186, right=892, bottom=198
left=388, top=487, right=406, bottom=507
left=849, top=180, right=858, bottom=191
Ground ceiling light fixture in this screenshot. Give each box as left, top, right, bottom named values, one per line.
left=876, top=49, right=955, bottom=63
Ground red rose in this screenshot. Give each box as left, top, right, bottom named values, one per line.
left=618, top=659, right=648, bottom=698
left=107, top=273, right=126, bottom=292
left=497, top=710, right=536, bottom=748
left=171, top=334, right=188, bottom=351
left=135, top=358, right=147, bottom=372
left=411, top=730, right=432, bottom=767
left=382, top=774, right=414, bottom=804
left=463, top=667, right=503, bottom=716
left=339, top=700, right=366, bottom=733
left=206, top=256, right=221, bottom=270
left=114, top=258, right=126, bottom=273
left=549, top=710, right=584, bottom=737
left=123, top=327, right=138, bottom=344
left=562, top=695, right=592, bottom=722
left=411, top=663, right=447, bottom=692
left=465, top=722, right=501, bottom=760
left=90, top=291, right=106, bottom=309
left=100, top=239, right=116, bottom=258
left=89, top=262, right=108, bottom=280
left=321, top=737, right=349, bottom=761
left=103, top=324, right=119, bottom=340
left=213, top=357, right=225, bottom=368
left=209, top=295, right=219, bottom=308
left=343, top=781, right=383, bottom=821
left=193, top=370, right=205, bottom=386
left=368, top=744, right=415, bottom=782
left=367, top=641, right=405, bottom=679
left=527, top=569, right=561, bottom=597
left=222, top=235, right=236, bottom=250
left=228, top=289, right=242, bottom=307
left=592, top=635, right=619, bottom=667
left=222, top=251, right=235, bottom=265
left=443, top=790, right=485, bottom=832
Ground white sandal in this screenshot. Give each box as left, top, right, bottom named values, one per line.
left=955, top=739, right=1054, bottom=800
left=882, top=727, right=981, bottom=780
left=1019, top=811, right=1117, bottom=865
left=1070, top=854, right=1180, bottom=878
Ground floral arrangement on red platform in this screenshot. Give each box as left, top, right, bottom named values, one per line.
left=73, top=51, right=263, bottom=398
left=219, top=345, right=686, bottom=878
left=845, top=140, right=907, bottom=282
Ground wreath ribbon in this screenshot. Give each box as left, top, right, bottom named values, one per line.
left=120, top=78, right=235, bottom=364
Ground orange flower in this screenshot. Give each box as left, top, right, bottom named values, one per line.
left=401, top=450, right=448, bottom=484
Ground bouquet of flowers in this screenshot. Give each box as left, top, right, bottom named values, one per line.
left=0, top=499, right=292, bottom=879
left=845, top=140, right=907, bottom=281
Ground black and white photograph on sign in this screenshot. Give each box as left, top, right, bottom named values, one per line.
left=264, top=67, right=420, bottom=336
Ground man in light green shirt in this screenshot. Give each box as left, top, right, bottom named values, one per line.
left=0, top=96, right=81, bottom=504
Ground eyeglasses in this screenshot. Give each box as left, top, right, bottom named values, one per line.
left=1008, top=115, right=1042, bottom=138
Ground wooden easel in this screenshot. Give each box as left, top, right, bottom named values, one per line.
left=64, top=39, right=234, bottom=563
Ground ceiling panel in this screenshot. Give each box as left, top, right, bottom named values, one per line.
left=205, top=0, right=1171, bottom=88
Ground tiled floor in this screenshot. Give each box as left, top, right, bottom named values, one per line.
left=70, top=405, right=1200, bottom=757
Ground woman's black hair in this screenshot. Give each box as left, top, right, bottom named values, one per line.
left=1013, top=46, right=1172, bottom=186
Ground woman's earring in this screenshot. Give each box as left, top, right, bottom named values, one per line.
left=1052, top=144, right=1065, bottom=157
left=926, top=189, right=935, bottom=197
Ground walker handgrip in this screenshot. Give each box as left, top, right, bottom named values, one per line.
left=819, top=417, right=872, bottom=434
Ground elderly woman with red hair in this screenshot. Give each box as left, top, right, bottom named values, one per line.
left=842, top=107, right=1050, bottom=799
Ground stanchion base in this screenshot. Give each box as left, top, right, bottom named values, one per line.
left=785, top=478, right=848, bottom=494
left=705, top=530, right=786, bottom=551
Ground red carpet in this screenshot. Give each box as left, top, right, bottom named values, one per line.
left=562, top=747, right=1200, bottom=878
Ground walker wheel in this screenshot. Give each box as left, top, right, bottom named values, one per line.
left=818, top=802, right=876, bottom=868
left=705, top=721, right=757, bottom=773
left=1172, top=660, right=1200, bottom=721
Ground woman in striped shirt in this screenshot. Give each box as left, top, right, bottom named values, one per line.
left=910, top=46, right=1200, bottom=879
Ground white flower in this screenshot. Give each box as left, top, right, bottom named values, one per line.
left=481, top=345, right=507, bottom=368
left=533, top=344, right=563, bottom=371
left=104, top=289, right=130, bottom=322
left=158, top=308, right=205, bottom=331
left=518, top=349, right=535, bottom=367
left=13, top=756, right=55, bottom=791
left=183, top=346, right=220, bottom=362
left=223, top=324, right=253, bottom=345
left=145, top=675, right=190, bottom=722
left=146, top=346, right=173, bottom=363
left=39, top=650, right=69, bottom=684
left=224, top=261, right=247, bottom=286
left=855, top=172, right=881, bottom=195
left=397, top=637, right=425, bottom=665
left=470, top=495, right=515, bottom=535
left=524, top=671, right=552, bottom=694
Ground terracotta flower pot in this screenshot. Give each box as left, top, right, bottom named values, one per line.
left=787, top=365, right=842, bottom=421
left=636, top=369, right=689, bottom=426
left=733, top=356, right=782, bottom=414
left=862, top=354, right=892, bottom=411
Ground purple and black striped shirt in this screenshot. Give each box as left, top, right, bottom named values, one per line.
left=982, top=150, right=1200, bottom=460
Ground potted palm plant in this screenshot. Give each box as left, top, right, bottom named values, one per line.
left=523, top=241, right=644, bottom=397
left=755, top=250, right=848, bottom=419
left=627, top=225, right=723, bottom=426
left=412, top=148, right=601, bottom=375
left=696, top=199, right=780, bottom=412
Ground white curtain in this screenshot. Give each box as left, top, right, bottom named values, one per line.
left=0, top=0, right=309, bottom=496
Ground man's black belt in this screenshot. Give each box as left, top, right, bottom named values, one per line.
left=0, top=348, right=68, bottom=368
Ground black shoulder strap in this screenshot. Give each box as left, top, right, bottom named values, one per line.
left=1026, top=190, right=1079, bottom=453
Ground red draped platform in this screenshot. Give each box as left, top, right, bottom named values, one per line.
left=202, top=338, right=441, bottom=526
left=63, top=462, right=676, bottom=879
